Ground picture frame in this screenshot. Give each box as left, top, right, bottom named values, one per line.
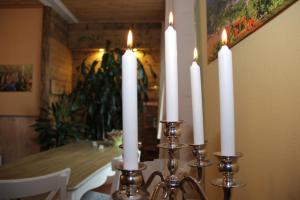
left=206, top=0, right=297, bottom=63
left=0, top=64, right=33, bottom=92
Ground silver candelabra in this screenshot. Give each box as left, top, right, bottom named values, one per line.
left=112, top=120, right=244, bottom=200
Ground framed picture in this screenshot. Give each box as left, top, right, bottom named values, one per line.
left=0, top=64, right=33, bottom=92
left=207, top=0, right=297, bottom=62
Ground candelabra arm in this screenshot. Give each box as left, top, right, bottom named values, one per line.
left=197, top=167, right=204, bottom=185
left=180, top=176, right=208, bottom=200
left=144, top=171, right=165, bottom=191
left=224, top=188, right=231, bottom=200
left=149, top=181, right=168, bottom=200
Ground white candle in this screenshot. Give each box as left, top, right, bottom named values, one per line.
left=218, top=29, right=236, bottom=156
left=122, top=30, right=139, bottom=170
left=190, top=48, right=205, bottom=145
left=165, top=12, right=179, bottom=122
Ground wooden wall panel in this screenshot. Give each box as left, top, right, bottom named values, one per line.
left=0, top=117, right=39, bottom=164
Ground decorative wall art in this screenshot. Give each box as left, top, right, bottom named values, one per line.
left=0, top=64, right=33, bottom=92
left=206, top=0, right=297, bottom=62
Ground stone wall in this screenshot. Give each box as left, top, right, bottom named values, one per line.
left=68, top=22, right=161, bottom=101
left=41, top=7, right=72, bottom=106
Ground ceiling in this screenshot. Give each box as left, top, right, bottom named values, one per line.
left=62, top=0, right=165, bottom=23
left=0, top=0, right=165, bottom=23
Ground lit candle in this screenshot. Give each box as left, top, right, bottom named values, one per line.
left=218, top=29, right=236, bottom=156
left=165, top=12, right=179, bottom=122
left=122, top=30, right=139, bottom=170
left=190, top=48, right=204, bottom=145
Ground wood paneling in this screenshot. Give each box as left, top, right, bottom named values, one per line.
left=62, top=0, right=165, bottom=22
left=0, top=117, right=40, bottom=164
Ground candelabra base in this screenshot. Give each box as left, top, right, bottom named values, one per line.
left=112, top=190, right=149, bottom=200
left=188, top=144, right=212, bottom=187
left=147, top=175, right=208, bottom=200
left=211, top=152, right=245, bottom=200
left=145, top=121, right=208, bottom=200
left=112, top=163, right=149, bottom=200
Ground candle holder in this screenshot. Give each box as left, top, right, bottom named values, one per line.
left=188, top=143, right=212, bottom=187
left=112, top=163, right=149, bottom=200
left=211, top=152, right=245, bottom=200
left=144, top=121, right=208, bottom=200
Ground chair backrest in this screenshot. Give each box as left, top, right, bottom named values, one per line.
left=0, top=168, right=71, bottom=200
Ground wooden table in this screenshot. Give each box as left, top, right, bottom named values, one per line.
left=0, top=141, right=121, bottom=199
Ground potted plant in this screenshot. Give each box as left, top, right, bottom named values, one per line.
left=33, top=45, right=151, bottom=149
left=33, top=93, right=86, bottom=150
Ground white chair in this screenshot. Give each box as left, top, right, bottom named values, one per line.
left=0, top=168, right=71, bottom=200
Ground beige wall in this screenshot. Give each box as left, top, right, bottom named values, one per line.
left=0, top=8, right=43, bottom=163
left=197, top=1, right=300, bottom=199
left=0, top=8, right=42, bottom=116
left=0, top=7, right=73, bottom=163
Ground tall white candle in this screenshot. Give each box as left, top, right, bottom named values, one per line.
left=218, top=29, right=235, bottom=156
left=190, top=48, right=205, bottom=145
left=122, top=30, right=139, bottom=170
left=165, top=12, right=179, bottom=122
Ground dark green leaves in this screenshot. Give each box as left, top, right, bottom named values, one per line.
left=33, top=47, right=150, bottom=149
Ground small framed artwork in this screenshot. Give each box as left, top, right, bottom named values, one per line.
left=0, top=64, right=33, bottom=92
left=207, top=0, right=297, bottom=62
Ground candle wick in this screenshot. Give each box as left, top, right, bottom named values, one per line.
left=127, top=44, right=133, bottom=50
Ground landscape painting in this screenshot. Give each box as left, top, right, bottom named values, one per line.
left=0, top=64, right=33, bottom=92
left=207, top=0, right=297, bottom=62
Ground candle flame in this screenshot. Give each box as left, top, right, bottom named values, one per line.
left=221, top=29, right=228, bottom=45
left=169, top=12, right=174, bottom=25
left=193, top=47, right=198, bottom=61
left=127, top=30, right=133, bottom=48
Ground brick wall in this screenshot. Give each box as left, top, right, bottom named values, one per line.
left=68, top=23, right=161, bottom=49
left=68, top=23, right=161, bottom=100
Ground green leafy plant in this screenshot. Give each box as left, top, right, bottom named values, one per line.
left=74, top=47, right=148, bottom=140
left=33, top=93, right=86, bottom=150
left=33, top=44, right=151, bottom=149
